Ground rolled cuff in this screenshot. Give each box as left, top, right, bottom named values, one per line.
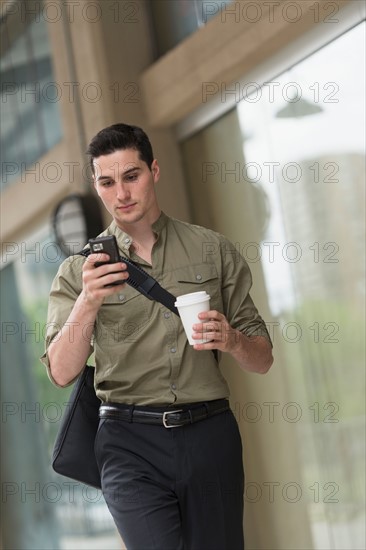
left=240, top=324, right=273, bottom=347
left=39, top=345, right=94, bottom=388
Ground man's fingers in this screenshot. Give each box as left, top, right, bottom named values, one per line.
left=84, top=255, right=126, bottom=274
left=94, top=262, right=127, bottom=276
left=198, top=309, right=225, bottom=321
left=99, top=270, right=129, bottom=286
left=86, top=268, right=129, bottom=288
left=85, top=252, right=110, bottom=265
left=82, top=254, right=128, bottom=296
left=193, top=321, right=220, bottom=332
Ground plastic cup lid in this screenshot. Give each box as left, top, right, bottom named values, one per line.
left=174, top=291, right=210, bottom=307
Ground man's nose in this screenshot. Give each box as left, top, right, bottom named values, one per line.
left=116, top=183, right=131, bottom=201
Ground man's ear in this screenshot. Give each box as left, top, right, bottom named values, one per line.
left=151, top=159, right=160, bottom=182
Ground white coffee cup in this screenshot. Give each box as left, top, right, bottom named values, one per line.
left=175, top=291, right=211, bottom=345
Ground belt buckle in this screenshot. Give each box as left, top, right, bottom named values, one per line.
left=162, top=409, right=183, bottom=428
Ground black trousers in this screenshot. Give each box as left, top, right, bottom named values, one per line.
left=95, top=407, right=244, bottom=550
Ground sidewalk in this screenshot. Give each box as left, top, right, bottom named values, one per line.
left=61, top=533, right=126, bottom=549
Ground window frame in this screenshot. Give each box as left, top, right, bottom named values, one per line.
left=175, top=0, right=365, bottom=141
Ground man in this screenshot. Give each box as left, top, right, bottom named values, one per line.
left=42, top=123, right=273, bottom=550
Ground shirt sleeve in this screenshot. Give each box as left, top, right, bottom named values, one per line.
left=219, top=236, right=272, bottom=346
left=40, top=255, right=94, bottom=386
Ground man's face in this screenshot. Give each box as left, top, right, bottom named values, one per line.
left=93, top=148, right=160, bottom=228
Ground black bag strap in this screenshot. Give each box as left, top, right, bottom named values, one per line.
left=80, top=248, right=178, bottom=315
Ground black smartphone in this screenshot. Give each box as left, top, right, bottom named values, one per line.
left=89, top=235, right=121, bottom=265
left=88, top=235, right=125, bottom=286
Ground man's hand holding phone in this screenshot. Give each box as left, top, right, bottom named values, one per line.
left=81, top=236, right=129, bottom=307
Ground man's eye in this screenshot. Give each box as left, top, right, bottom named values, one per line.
left=126, top=173, right=138, bottom=182
left=102, top=181, right=113, bottom=187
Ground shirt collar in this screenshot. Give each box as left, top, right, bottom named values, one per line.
left=109, top=211, right=169, bottom=253
left=152, top=211, right=168, bottom=233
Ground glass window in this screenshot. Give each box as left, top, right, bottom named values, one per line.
left=180, top=22, right=365, bottom=550
left=236, top=23, right=365, bottom=549
left=0, top=0, right=63, bottom=190
left=0, top=225, right=122, bottom=549
left=150, top=0, right=232, bottom=57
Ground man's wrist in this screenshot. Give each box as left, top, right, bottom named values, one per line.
left=77, top=290, right=103, bottom=315
left=230, top=330, right=248, bottom=361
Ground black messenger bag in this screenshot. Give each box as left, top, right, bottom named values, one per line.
left=52, top=365, right=101, bottom=488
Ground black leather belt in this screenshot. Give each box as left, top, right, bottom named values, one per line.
left=99, top=399, right=230, bottom=428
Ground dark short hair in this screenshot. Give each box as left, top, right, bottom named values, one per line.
left=86, top=123, right=154, bottom=174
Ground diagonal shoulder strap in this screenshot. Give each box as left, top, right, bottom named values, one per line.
left=79, top=248, right=178, bottom=315
left=79, top=248, right=218, bottom=361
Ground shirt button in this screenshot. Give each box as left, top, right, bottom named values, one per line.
left=164, top=312, right=171, bottom=319
left=124, top=238, right=131, bottom=245
left=119, top=294, right=125, bottom=301
left=196, top=274, right=202, bottom=281
left=171, top=383, right=177, bottom=390
left=170, top=347, right=176, bottom=353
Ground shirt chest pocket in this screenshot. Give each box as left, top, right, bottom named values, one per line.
left=173, top=264, right=222, bottom=311
left=96, top=287, right=150, bottom=341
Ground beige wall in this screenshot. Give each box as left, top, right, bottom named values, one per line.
left=96, top=0, right=191, bottom=223
left=140, top=0, right=351, bottom=127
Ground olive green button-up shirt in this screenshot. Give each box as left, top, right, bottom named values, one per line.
left=41, top=212, right=271, bottom=405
